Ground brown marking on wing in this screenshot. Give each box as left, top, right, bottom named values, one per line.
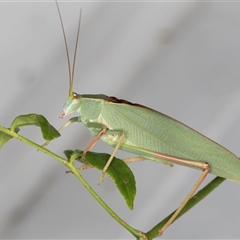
left=106, top=96, right=152, bottom=110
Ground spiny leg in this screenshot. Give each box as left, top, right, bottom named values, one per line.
left=101, top=133, right=125, bottom=173
left=79, top=124, right=126, bottom=183
left=158, top=161, right=210, bottom=236
left=82, top=127, right=108, bottom=156
left=65, top=128, right=108, bottom=174
left=98, top=132, right=125, bottom=184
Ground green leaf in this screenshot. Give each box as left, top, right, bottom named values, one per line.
left=0, top=127, right=19, bottom=149
left=11, top=114, right=60, bottom=141
left=64, top=150, right=136, bottom=210
left=36, top=115, right=60, bottom=140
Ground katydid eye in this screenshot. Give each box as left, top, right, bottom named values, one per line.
left=72, top=92, right=79, bottom=101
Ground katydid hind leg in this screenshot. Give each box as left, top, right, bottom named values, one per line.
left=158, top=161, right=210, bottom=236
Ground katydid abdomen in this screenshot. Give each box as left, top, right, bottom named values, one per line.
left=62, top=93, right=240, bottom=182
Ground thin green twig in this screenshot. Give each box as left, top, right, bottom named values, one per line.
left=0, top=125, right=226, bottom=239
left=0, top=125, right=145, bottom=239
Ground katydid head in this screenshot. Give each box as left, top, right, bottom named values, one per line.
left=59, top=92, right=82, bottom=118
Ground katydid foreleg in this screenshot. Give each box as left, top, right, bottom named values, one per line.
left=82, top=127, right=108, bottom=155
left=42, top=117, right=80, bottom=147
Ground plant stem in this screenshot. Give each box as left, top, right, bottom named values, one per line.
left=0, top=125, right=145, bottom=239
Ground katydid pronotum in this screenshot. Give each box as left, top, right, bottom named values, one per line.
left=52, top=1, right=240, bottom=237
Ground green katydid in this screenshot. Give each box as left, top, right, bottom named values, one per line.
left=54, top=1, right=240, bottom=236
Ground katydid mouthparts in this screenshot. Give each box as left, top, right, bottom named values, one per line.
left=55, top=0, right=240, bottom=236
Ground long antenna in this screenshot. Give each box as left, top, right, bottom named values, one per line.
left=55, top=0, right=82, bottom=97
left=72, top=8, right=82, bottom=89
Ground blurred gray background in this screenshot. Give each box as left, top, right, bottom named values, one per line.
left=1, top=1, right=240, bottom=239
